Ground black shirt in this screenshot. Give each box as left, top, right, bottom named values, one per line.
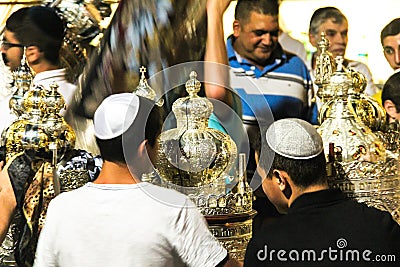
left=244, top=189, right=400, bottom=266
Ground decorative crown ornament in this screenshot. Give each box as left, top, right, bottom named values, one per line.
left=316, top=34, right=385, bottom=131
left=317, top=56, right=385, bottom=163
left=155, top=71, right=237, bottom=187
left=315, top=51, right=399, bottom=225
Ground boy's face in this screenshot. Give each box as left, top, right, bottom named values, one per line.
left=382, top=33, right=400, bottom=71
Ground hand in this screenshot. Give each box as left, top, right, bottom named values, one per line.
left=206, top=0, right=232, bottom=17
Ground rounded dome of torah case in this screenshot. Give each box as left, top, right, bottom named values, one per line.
left=317, top=58, right=385, bottom=163
left=155, top=71, right=237, bottom=187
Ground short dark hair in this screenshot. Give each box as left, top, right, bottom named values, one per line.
left=256, top=134, right=327, bottom=189
left=96, top=97, right=164, bottom=164
left=235, top=0, right=279, bottom=22
left=382, top=72, right=400, bottom=113
left=309, top=7, right=347, bottom=36
left=266, top=152, right=327, bottom=189
left=381, top=18, right=400, bottom=45
left=6, top=6, right=65, bottom=65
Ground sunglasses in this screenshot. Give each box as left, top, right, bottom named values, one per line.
left=1, top=41, right=25, bottom=50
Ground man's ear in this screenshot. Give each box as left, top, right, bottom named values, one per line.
left=273, top=170, right=289, bottom=192
left=25, top=46, right=41, bottom=64
left=309, top=32, right=318, bottom=47
left=273, top=169, right=292, bottom=199
left=384, top=99, right=398, bottom=119
left=233, top=20, right=241, bottom=38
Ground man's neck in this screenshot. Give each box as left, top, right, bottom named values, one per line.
left=94, top=161, right=140, bottom=184
left=30, top=62, right=60, bottom=75
left=288, top=182, right=329, bottom=207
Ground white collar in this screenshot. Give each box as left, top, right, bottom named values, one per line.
left=33, top=68, right=67, bottom=83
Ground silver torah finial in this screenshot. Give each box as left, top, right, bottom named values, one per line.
left=315, top=32, right=336, bottom=93
left=132, top=66, right=164, bottom=106
left=9, top=47, right=34, bottom=118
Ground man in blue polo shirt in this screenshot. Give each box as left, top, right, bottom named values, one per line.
left=205, top=0, right=317, bottom=229
left=228, top=0, right=316, bottom=125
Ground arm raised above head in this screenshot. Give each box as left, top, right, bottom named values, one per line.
left=204, top=0, right=234, bottom=108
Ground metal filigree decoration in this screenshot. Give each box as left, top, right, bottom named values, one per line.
left=3, top=83, right=76, bottom=162
left=9, top=47, right=34, bottom=118
left=315, top=45, right=400, bottom=225
left=315, top=32, right=336, bottom=93
left=317, top=57, right=386, bottom=163
left=330, top=159, right=400, bottom=224
left=316, top=34, right=385, bottom=130
left=375, top=121, right=400, bottom=153
left=155, top=71, right=237, bottom=187
left=154, top=70, right=254, bottom=260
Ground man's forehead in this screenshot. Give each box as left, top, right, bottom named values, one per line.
left=3, top=30, right=17, bottom=42
left=319, top=18, right=348, bottom=31
left=243, top=12, right=279, bottom=30
left=383, top=33, right=400, bottom=45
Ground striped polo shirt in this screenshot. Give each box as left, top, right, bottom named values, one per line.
left=227, top=36, right=318, bottom=126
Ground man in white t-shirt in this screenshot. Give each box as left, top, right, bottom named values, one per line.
left=33, top=93, right=240, bottom=267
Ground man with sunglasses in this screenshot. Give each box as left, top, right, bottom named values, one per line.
left=0, top=6, right=76, bottom=133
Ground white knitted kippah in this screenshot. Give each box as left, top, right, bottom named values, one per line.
left=94, top=93, right=140, bottom=140
left=266, top=118, right=323, bottom=159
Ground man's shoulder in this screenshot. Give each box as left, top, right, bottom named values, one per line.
left=249, top=200, right=400, bottom=247
left=344, top=199, right=399, bottom=226
left=346, top=59, right=372, bottom=73
left=281, top=52, right=308, bottom=69
left=144, top=182, right=209, bottom=212
left=260, top=195, right=398, bottom=232
left=50, top=184, right=89, bottom=204
left=347, top=59, right=367, bottom=67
